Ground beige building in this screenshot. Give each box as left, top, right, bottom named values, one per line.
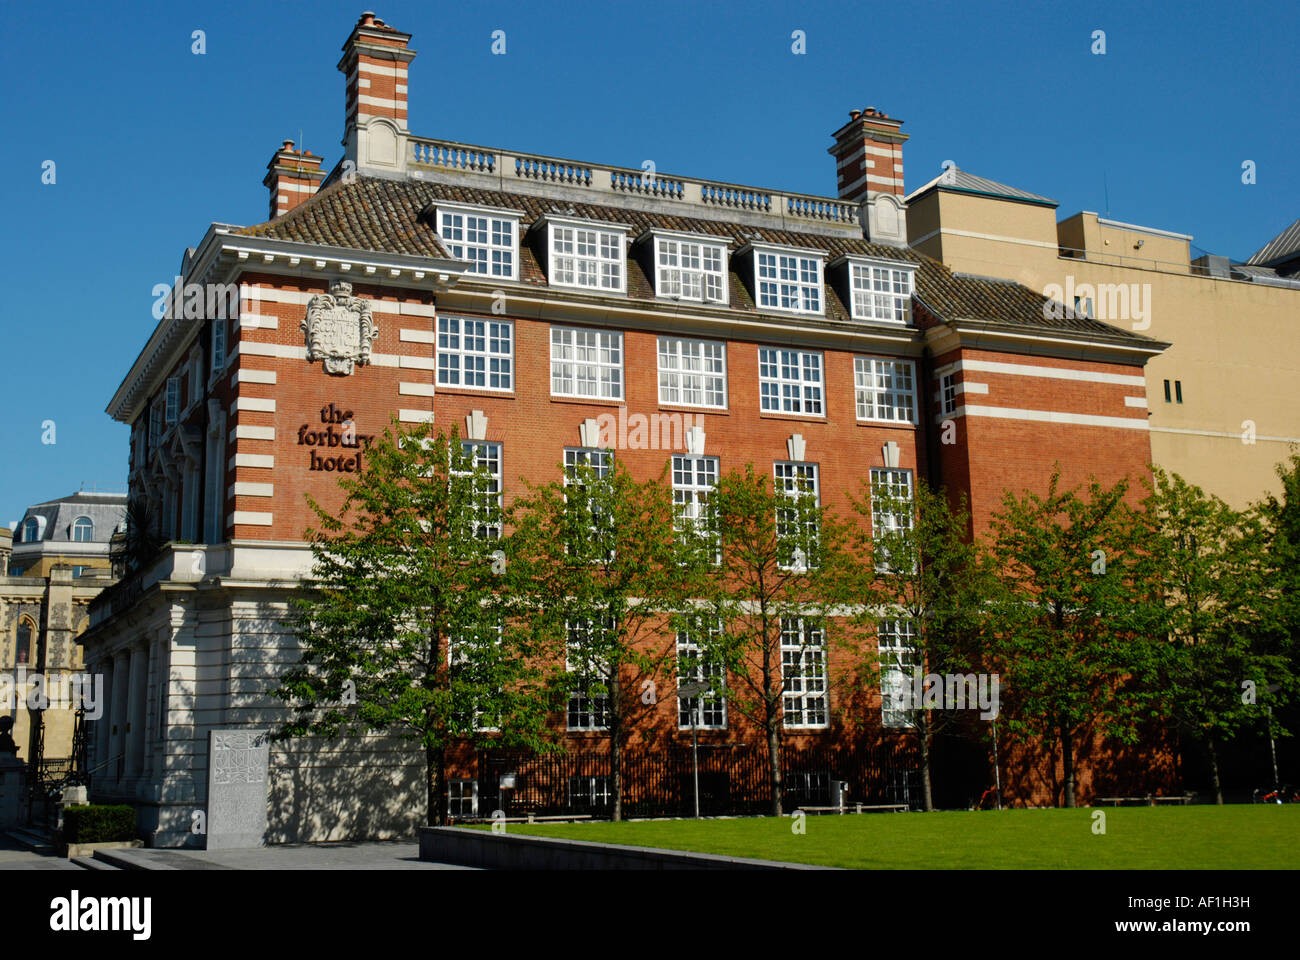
left=906, top=170, right=1300, bottom=507
left=1, top=492, right=123, bottom=771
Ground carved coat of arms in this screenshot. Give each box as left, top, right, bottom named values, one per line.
left=302, top=281, right=378, bottom=375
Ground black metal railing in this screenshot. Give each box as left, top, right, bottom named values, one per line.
left=456, top=742, right=920, bottom=820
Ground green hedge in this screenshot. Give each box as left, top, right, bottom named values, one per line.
left=62, top=804, right=136, bottom=844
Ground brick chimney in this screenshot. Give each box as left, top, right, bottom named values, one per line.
left=263, top=140, right=325, bottom=219
left=828, top=107, right=908, bottom=203
left=338, top=12, right=416, bottom=146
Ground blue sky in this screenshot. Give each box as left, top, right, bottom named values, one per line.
left=1, top=0, right=1295, bottom=524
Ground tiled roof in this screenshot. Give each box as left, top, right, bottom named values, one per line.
left=905, top=167, right=1057, bottom=207
left=236, top=176, right=1157, bottom=345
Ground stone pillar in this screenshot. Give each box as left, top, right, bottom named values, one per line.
left=109, top=650, right=130, bottom=781
left=141, top=634, right=162, bottom=782
left=125, top=644, right=147, bottom=778
left=92, top=657, right=112, bottom=771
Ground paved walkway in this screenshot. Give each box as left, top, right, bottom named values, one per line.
left=0, top=837, right=476, bottom=870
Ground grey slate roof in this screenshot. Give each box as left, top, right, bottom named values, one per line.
left=904, top=166, right=1057, bottom=207
left=1246, top=216, right=1300, bottom=270
left=238, top=175, right=1157, bottom=346
left=17, top=493, right=127, bottom=545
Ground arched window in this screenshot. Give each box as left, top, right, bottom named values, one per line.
left=72, top=516, right=93, bottom=542
left=21, top=518, right=38, bottom=543
left=16, top=620, right=33, bottom=666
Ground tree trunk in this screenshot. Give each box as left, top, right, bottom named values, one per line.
left=767, top=715, right=783, bottom=817
left=426, top=742, right=446, bottom=827
left=919, top=713, right=934, bottom=812
left=1061, top=726, right=1076, bottom=808
left=1206, top=737, right=1223, bottom=805
left=610, top=672, right=622, bottom=822
left=762, top=614, right=782, bottom=817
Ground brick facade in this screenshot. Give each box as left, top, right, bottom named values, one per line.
left=80, top=12, right=1174, bottom=842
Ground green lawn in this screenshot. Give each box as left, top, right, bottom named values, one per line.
left=480, top=806, right=1300, bottom=869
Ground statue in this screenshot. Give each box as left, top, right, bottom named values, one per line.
left=0, top=716, right=18, bottom=758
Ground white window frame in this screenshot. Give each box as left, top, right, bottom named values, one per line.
left=566, top=617, right=614, bottom=731
left=854, top=357, right=917, bottom=424
left=754, top=247, right=824, bottom=315
left=551, top=326, right=623, bottom=400
left=652, top=234, right=729, bottom=304
left=436, top=204, right=520, bottom=280
left=671, top=454, right=719, bottom=559
left=568, top=775, right=612, bottom=808
left=940, top=373, right=957, bottom=415
left=447, top=619, right=504, bottom=733
left=438, top=315, right=514, bottom=392
left=774, top=461, right=820, bottom=570
left=879, top=619, right=919, bottom=728
left=870, top=467, right=915, bottom=573
left=71, top=516, right=93, bottom=543
left=781, top=617, right=828, bottom=729
left=564, top=448, right=615, bottom=560
left=210, top=318, right=226, bottom=374
left=658, top=337, right=727, bottom=409
left=546, top=219, right=627, bottom=294
left=758, top=348, right=824, bottom=416
left=677, top=626, right=726, bottom=729
left=150, top=397, right=165, bottom=449
left=457, top=440, right=503, bottom=540
left=165, top=376, right=180, bottom=425
left=446, top=779, right=478, bottom=818
left=847, top=258, right=915, bottom=325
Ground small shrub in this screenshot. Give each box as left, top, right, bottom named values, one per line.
left=63, top=804, right=136, bottom=844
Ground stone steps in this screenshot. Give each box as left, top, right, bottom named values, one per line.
left=5, top=827, right=56, bottom=856
left=71, top=855, right=123, bottom=871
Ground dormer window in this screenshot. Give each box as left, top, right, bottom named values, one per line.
left=646, top=231, right=729, bottom=304
left=842, top=257, right=915, bottom=325
left=748, top=244, right=825, bottom=315
left=537, top=216, right=628, bottom=294
left=436, top=203, right=521, bottom=280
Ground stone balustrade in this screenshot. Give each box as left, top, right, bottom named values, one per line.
left=408, top=136, right=863, bottom=234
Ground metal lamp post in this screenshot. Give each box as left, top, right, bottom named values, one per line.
left=676, top=681, right=711, bottom=819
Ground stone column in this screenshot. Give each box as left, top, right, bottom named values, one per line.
left=109, top=650, right=130, bottom=781
left=125, top=644, right=148, bottom=779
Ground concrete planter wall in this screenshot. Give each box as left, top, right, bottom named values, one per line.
left=61, top=839, right=145, bottom=859
left=419, top=826, right=829, bottom=870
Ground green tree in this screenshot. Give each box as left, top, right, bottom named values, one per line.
left=1141, top=468, right=1288, bottom=802
left=987, top=468, right=1164, bottom=807
left=848, top=475, right=997, bottom=811
left=506, top=451, right=705, bottom=822
left=274, top=420, right=554, bottom=827
left=690, top=464, right=855, bottom=816
left=1252, top=453, right=1300, bottom=791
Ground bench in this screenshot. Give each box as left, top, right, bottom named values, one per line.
left=456, top=814, right=594, bottom=824
left=1151, top=794, right=1195, bottom=805
left=796, top=803, right=908, bottom=814
left=1097, top=796, right=1152, bottom=806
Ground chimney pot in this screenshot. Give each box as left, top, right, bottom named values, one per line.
left=360, top=11, right=375, bottom=25
left=282, top=139, right=294, bottom=151
left=829, top=106, right=907, bottom=203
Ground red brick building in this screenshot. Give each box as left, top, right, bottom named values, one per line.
left=81, top=13, right=1168, bottom=845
